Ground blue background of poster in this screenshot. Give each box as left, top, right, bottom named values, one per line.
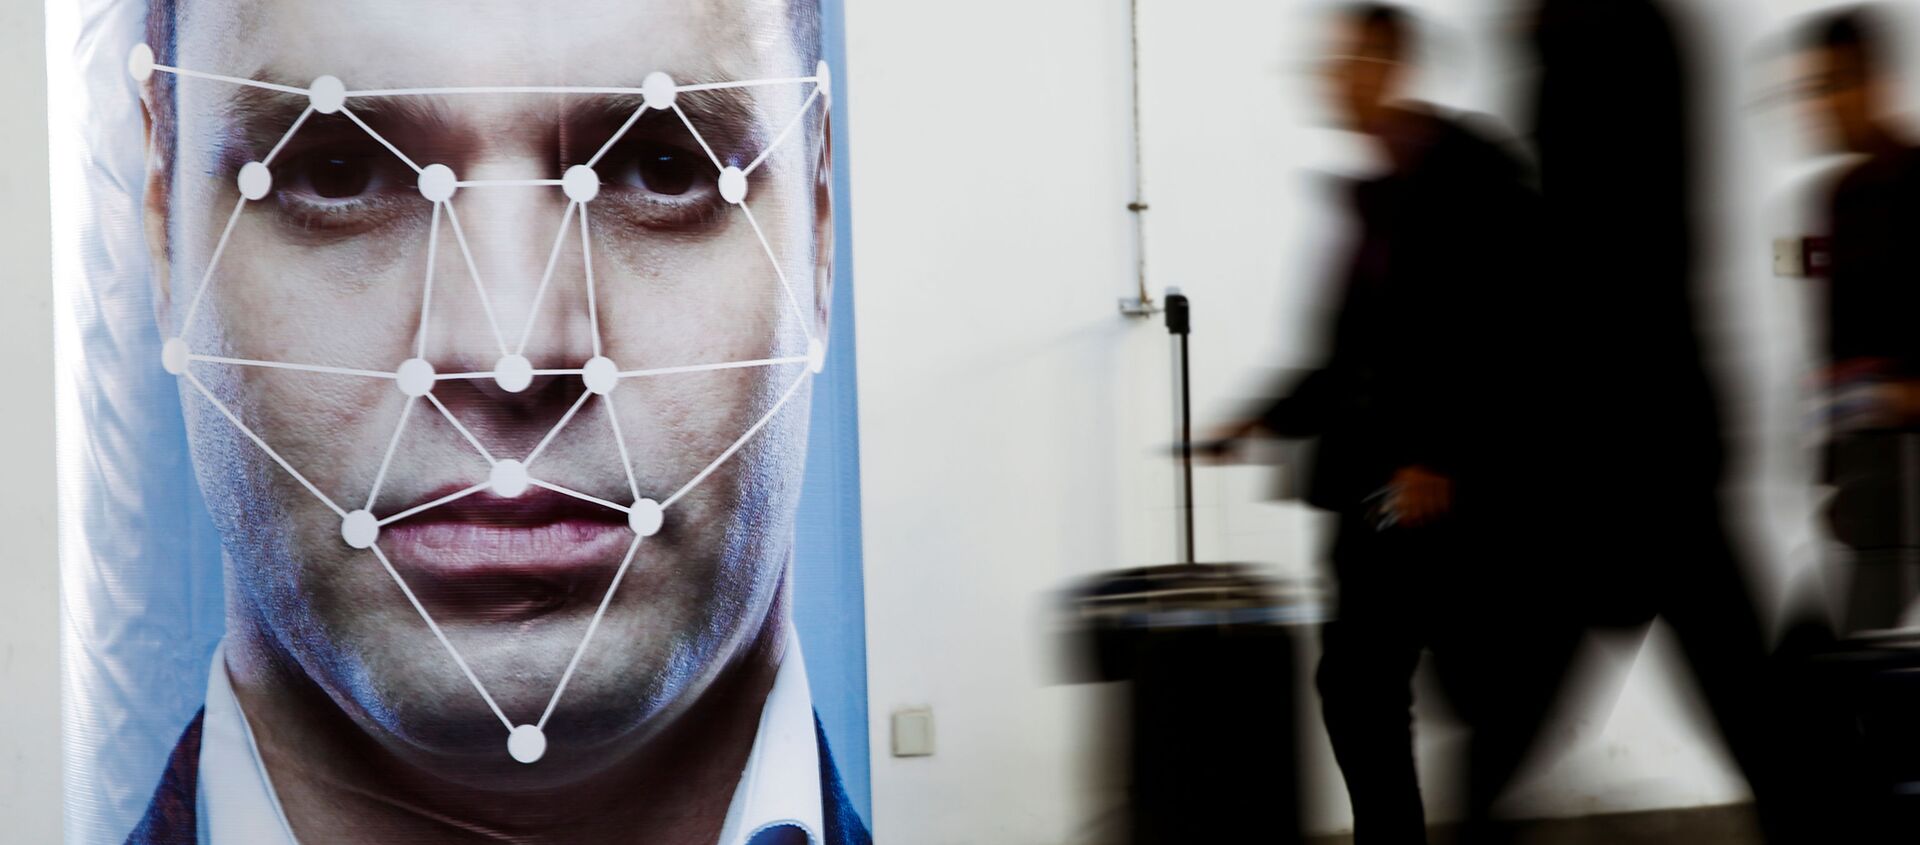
left=792, top=0, right=873, bottom=822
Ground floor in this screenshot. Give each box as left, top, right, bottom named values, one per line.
left=1307, top=803, right=1763, bottom=845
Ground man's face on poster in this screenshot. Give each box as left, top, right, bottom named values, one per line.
left=145, top=0, right=829, bottom=778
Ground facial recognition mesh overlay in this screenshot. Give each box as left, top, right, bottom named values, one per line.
left=143, top=56, right=830, bottom=765
left=53, top=0, right=868, bottom=841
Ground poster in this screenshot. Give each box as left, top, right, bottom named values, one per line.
left=51, top=1, right=870, bottom=842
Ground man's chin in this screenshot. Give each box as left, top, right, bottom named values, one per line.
left=331, top=645, right=681, bottom=753
left=354, top=690, right=674, bottom=787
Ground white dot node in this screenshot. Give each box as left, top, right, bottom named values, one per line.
left=395, top=357, right=435, bottom=397
left=128, top=44, right=155, bottom=83
left=308, top=75, right=347, bottom=114
left=161, top=337, right=189, bottom=376
left=628, top=498, right=664, bottom=537
left=641, top=72, right=677, bottom=111
left=341, top=509, right=379, bottom=550
left=718, top=166, right=748, bottom=205
left=808, top=338, right=827, bottom=374
left=237, top=161, right=272, bottom=201
left=563, top=165, right=600, bottom=203
left=418, top=163, right=458, bottom=203
left=489, top=459, right=531, bottom=499
left=494, top=353, right=533, bottom=393
left=816, top=60, right=832, bottom=104
left=582, top=356, right=619, bottom=396
left=508, top=724, right=547, bottom=764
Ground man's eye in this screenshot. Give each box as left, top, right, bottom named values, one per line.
left=281, top=154, right=386, bottom=201
left=613, top=144, right=706, bottom=196
left=266, top=146, right=416, bottom=236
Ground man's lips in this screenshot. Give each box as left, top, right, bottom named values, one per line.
left=378, top=482, right=633, bottom=587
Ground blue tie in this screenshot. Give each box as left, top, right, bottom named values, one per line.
left=745, top=823, right=810, bottom=845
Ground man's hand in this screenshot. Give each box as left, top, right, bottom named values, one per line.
left=1829, top=378, right=1920, bottom=432
left=1193, top=418, right=1262, bottom=464
left=1387, top=465, right=1452, bottom=527
left=1891, top=379, right=1920, bottom=424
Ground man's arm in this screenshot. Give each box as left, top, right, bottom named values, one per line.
left=1200, top=368, right=1342, bottom=459
left=1257, top=367, right=1341, bottom=439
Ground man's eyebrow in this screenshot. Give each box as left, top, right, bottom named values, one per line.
left=225, top=83, right=454, bottom=164
left=218, top=78, right=770, bottom=170
left=572, top=87, right=766, bottom=168
left=221, top=85, right=310, bottom=161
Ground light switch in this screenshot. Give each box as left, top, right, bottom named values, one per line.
left=1773, top=237, right=1805, bottom=278
left=891, top=707, right=935, bottom=757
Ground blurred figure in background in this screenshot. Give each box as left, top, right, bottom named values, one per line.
left=1776, top=7, right=1920, bottom=839
left=1797, top=7, right=1920, bottom=587
left=1213, top=3, right=1545, bottom=841
left=1803, top=7, right=1920, bottom=415
left=1471, top=0, right=1828, bottom=841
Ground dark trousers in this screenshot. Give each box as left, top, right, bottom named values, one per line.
left=1316, top=514, right=1433, bottom=843
left=1549, top=498, right=1831, bottom=845
left=1316, top=490, right=1833, bottom=845
left=1316, top=510, right=1576, bottom=845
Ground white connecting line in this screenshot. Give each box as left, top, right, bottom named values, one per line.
left=136, top=44, right=833, bottom=764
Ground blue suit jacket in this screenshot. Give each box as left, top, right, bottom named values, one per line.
left=126, top=709, right=872, bottom=845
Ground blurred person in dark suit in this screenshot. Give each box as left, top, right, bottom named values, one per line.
left=1770, top=7, right=1920, bottom=840
left=1796, top=6, right=1920, bottom=550
left=1803, top=8, right=1920, bottom=401
left=1446, top=1, right=1838, bottom=841
left=1210, top=4, right=1547, bottom=841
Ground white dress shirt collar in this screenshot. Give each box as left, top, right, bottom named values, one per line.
left=716, top=630, right=825, bottom=845
left=196, top=641, right=298, bottom=845
left=198, top=630, right=822, bottom=844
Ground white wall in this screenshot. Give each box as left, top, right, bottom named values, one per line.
left=849, top=0, right=1857, bottom=841
left=843, top=1, right=1142, bottom=840
left=0, top=1, right=57, bottom=842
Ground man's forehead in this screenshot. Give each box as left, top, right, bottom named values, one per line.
left=177, top=0, right=804, bottom=90
left=1333, top=23, right=1397, bottom=59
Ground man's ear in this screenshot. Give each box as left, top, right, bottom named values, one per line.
left=811, top=111, right=834, bottom=350
left=141, top=82, right=174, bottom=337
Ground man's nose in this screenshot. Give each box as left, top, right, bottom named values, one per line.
left=422, top=178, right=601, bottom=455
left=430, top=181, right=597, bottom=377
